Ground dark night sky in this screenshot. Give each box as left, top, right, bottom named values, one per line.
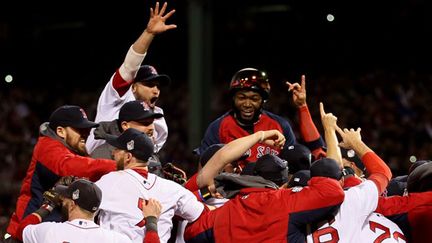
left=1, top=0, right=431, bottom=90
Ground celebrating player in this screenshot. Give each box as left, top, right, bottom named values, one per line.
left=95, top=128, right=205, bottom=243
left=4, top=105, right=116, bottom=242
left=307, top=103, right=399, bottom=242
left=86, top=1, right=176, bottom=155
left=194, top=70, right=325, bottom=171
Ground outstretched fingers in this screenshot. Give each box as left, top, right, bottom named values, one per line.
left=319, top=102, right=325, bottom=117
left=159, top=2, right=167, bottom=16
left=301, top=75, right=306, bottom=93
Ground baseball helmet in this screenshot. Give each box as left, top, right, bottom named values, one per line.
left=229, top=68, right=270, bottom=100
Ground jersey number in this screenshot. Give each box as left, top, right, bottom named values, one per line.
left=369, top=221, right=406, bottom=243
left=312, top=221, right=406, bottom=243
left=136, top=198, right=148, bottom=227
left=312, top=226, right=340, bottom=243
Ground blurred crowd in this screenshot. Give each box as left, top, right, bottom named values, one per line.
left=1, top=68, right=432, bottom=233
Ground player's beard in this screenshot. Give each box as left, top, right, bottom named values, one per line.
left=61, top=203, right=70, bottom=221
left=66, top=135, right=88, bottom=156
left=116, top=157, right=125, bottom=170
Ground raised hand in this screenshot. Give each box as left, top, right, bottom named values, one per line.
left=320, top=102, right=338, bottom=131
left=335, top=127, right=362, bottom=150
left=146, top=2, right=177, bottom=35
left=286, top=75, right=307, bottom=107
left=259, top=130, right=286, bottom=149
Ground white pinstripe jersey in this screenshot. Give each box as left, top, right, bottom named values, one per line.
left=23, top=219, right=131, bottom=243
left=86, top=73, right=168, bottom=154
left=96, top=169, right=204, bottom=243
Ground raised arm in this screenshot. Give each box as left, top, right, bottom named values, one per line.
left=335, top=126, right=392, bottom=194
left=118, top=2, right=177, bottom=83
left=196, top=130, right=286, bottom=189
left=287, top=75, right=326, bottom=159
left=319, top=102, right=343, bottom=167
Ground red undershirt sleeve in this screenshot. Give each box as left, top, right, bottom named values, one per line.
left=16, top=214, right=41, bottom=241
left=112, top=69, right=133, bottom=97
left=362, top=152, right=392, bottom=195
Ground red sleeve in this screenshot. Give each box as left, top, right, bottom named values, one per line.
left=16, top=214, right=41, bottom=241
left=290, top=177, right=345, bottom=211
left=311, top=148, right=326, bottom=160
left=143, top=231, right=160, bottom=243
left=361, top=152, right=392, bottom=194
left=37, top=138, right=116, bottom=181
left=112, top=69, right=133, bottom=97
left=184, top=173, right=199, bottom=192
left=376, top=191, right=432, bottom=216
left=298, top=105, right=321, bottom=142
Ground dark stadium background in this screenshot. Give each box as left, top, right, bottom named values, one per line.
left=1, top=0, right=432, bottom=233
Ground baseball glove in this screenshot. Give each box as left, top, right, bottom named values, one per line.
left=162, top=163, right=187, bottom=185
left=43, top=189, right=62, bottom=208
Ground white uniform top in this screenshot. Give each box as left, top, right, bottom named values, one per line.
left=96, top=169, right=204, bottom=243
left=86, top=46, right=168, bottom=154
left=307, top=180, right=380, bottom=243
left=23, top=219, right=131, bottom=243
left=175, top=197, right=229, bottom=243
left=360, top=212, right=406, bottom=242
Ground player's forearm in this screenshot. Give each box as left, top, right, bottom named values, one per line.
left=143, top=216, right=160, bottom=243
left=118, top=45, right=147, bottom=82
left=376, top=191, right=432, bottom=215
left=363, top=152, right=392, bottom=194
left=197, top=132, right=262, bottom=188
left=324, top=128, right=343, bottom=167
left=349, top=140, right=372, bottom=158
left=133, top=29, right=155, bottom=54
left=298, top=105, right=321, bottom=142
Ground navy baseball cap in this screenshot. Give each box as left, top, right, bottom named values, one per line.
left=253, top=154, right=289, bottom=186
left=385, top=175, right=408, bottom=196
left=310, top=158, right=343, bottom=180
left=288, top=170, right=311, bottom=187
left=340, top=148, right=365, bottom=172
left=49, top=105, right=98, bottom=130
left=279, top=144, right=312, bottom=174
left=119, top=100, right=163, bottom=123
left=199, top=144, right=225, bottom=167
left=134, top=65, right=171, bottom=86
left=407, top=162, right=432, bottom=193
left=408, top=160, right=431, bottom=175
left=105, top=128, right=154, bottom=161
left=55, top=179, right=102, bottom=213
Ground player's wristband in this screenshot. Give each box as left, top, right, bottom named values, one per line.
left=198, top=187, right=212, bottom=201
left=145, top=216, right=158, bottom=232
left=35, top=204, right=54, bottom=219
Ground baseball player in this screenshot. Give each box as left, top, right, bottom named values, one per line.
left=15, top=179, right=163, bottom=243
left=86, top=2, right=176, bottom=155
left=182, top=128, right=346, bottom=242
left=95, top=128, right=205, bottom=243
left=4, top=105, right=116, bottom=242
left=194, top=69, right=325, bottom=171
left=307, top=103, right=397, bottom=242
left=90, top=100, right=163, bottom=159
left=375, top=162, right=432, bottom=242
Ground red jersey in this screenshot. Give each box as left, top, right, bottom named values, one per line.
left=184, top=177, right=344, bottom=243
left=7, top=135, right=116, bottom=239
left=376, top=191, right=432, bottom=243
